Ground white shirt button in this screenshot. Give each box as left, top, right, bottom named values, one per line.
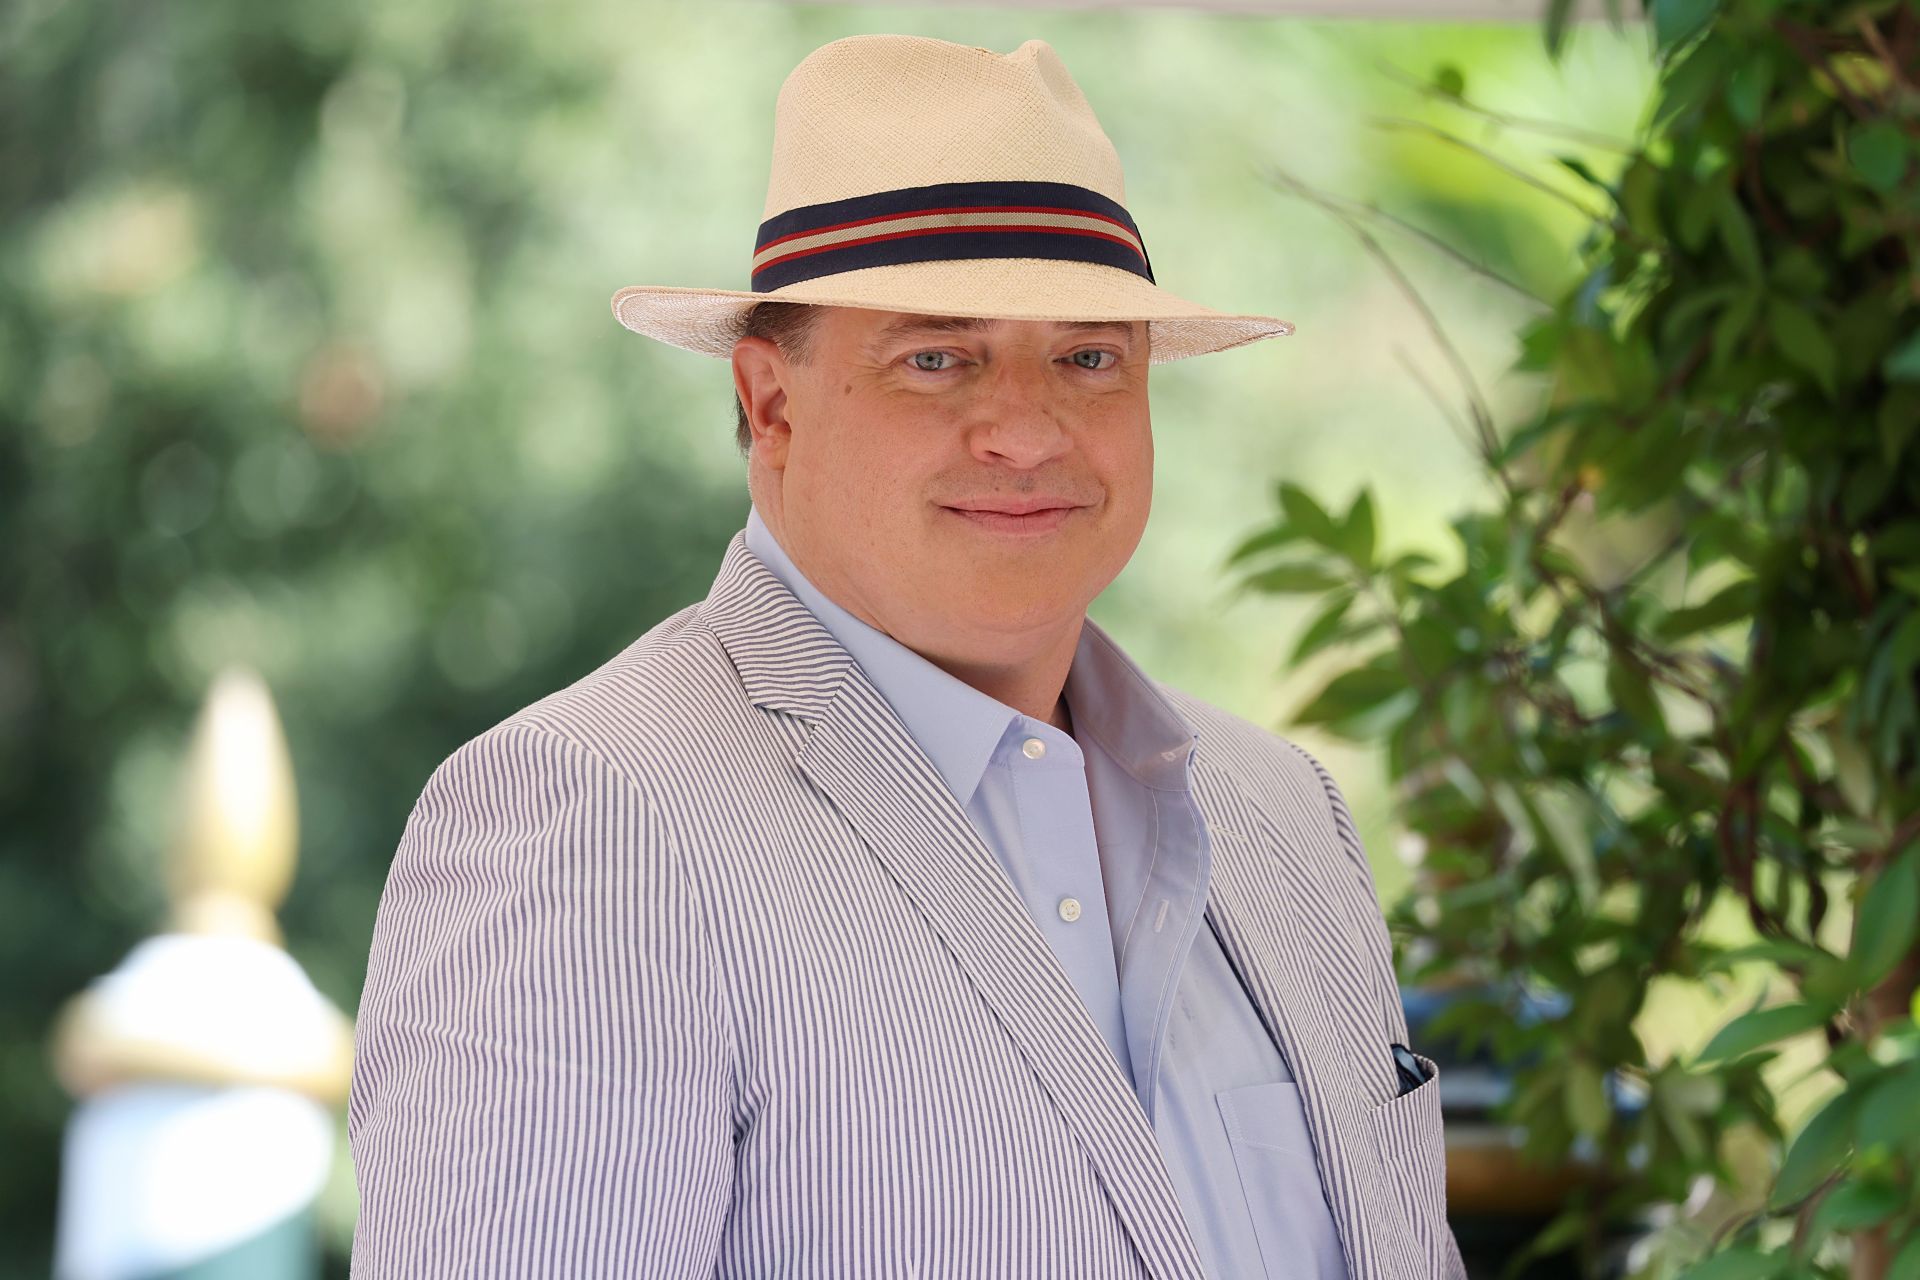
left=1058, top=896, right=1082, bottom=922
left=1021, top=737, right=1046, bottom=760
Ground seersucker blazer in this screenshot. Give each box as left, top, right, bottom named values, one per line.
left=347, top=529, right=1469, bottom=1279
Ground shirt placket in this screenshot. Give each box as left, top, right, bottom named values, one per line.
left=1114, top=785, right=1212, bottom=1121
left=1002, top=727, right=1135, bottom=1089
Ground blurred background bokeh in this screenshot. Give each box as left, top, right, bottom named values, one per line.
left=11, top=0, right=1906, bottom=1276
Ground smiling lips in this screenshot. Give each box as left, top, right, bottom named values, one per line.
left=946, top=496, right=1082, bottom=516
left=942, top=497, right=1085, bottom=535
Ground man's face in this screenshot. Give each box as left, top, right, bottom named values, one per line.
left=734, top=306, right=1153, bottom=666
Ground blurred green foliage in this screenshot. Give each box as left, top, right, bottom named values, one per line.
left=0, top=0, right=755, bottom=1269
left=1232, top=1, right=1920, bottom=1276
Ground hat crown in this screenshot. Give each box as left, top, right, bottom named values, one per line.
left=762, top=35, right=1128, bottom=222
left=608, top=32, right=1295, bottom=364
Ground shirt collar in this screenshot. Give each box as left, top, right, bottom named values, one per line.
left=743, top=503, right=1199, bottom=804
left=1064, top=614, right=1201, bottom=793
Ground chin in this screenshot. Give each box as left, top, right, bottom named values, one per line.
left=960, top=587, right=1087, bottom=634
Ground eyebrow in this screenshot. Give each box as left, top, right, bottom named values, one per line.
left=869, top=314, right=1140, bottom=348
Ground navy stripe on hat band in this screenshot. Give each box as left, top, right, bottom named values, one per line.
left=750, top=180, right=1154, bottom=293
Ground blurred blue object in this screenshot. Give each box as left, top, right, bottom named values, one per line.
left=1398, top=981, right=1653, bottom=1280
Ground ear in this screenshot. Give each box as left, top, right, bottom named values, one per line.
left=731, top=336, right=794, bottom=469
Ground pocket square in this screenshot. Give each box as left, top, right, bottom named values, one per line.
left=1389, top=1042, right=1431, bottom=1096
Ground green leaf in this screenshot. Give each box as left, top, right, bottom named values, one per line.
left=1339, top=490, right=1376, bottom=569
left=1511, top=1205, right=1588, bottom=1267
left=1557, top=155, right=1604, bottom=188
left=1890, top=1229, right=1920, bottom=1280
left=1606, top=650, right=1667, bottom=734
left=1768, top=1087, right=1857, bottom=1209
left=1656, top=1083, right=1707, bottom=1160
left=1291, top=662, right=1405, bottom=728
left=1544, top=0, right=1576, bottom=59
left=1710, top=290, right=1761, bottom=370
left=1848, top=120, right=1910, bottom=194
left=1814, top=1179, right=1902, bottom=1231
left=1890, top=614, right=1920, bottom=669
left=1654, top=36, right=1729, bottom=130
left=1663, top=282, right=1740, bottom=346
left=1698, top=1002, right=1828, bottom=1065
left=1661, top=1069, right=1724, bottom=1115
left=1855, top=1066, right=1920, bottom=1154
left=1619, top=157, right=1664, bottom=243
left=1766, top=296, right=1838, bottom=398
left=1883, top=329, right=1920, bottom=383
left=1276, top=483, right=1344, bottom=551
left=1701, top=938, right=1855, bottom=1007
left=1770, top=245, right=1824, bottom=296
left=1651, top=0, right=1718, bottom=52
left=1566, top=1059, right=1611, bottom=1138
left=1845, top=464, right=1895, bottom=526
left=1289, top=589, right=1359, bottom=664
left=1243, top=562, right=1348, bottom=594
left=1884, top=389, right=1920, bottom=461
left=1715, top=187, right=1762, bottom=279
left=1657, top=579, right=1757, bottom=639
left=1396, top=549, right=1439, bottom=573
left=1872, top=519, right=1920, bottom=561
left=1699, top=938, right=1839, bottom=974
left=1799, top=948, right=1861, bottom=1008
left=1726, top=55, right=1773, bottom=128
left=1224, top=522, right=1299, bottom=568
left=1852, top=846, right=1920, bottom=986
left=1679, top=1248, right=1785, bottom=1280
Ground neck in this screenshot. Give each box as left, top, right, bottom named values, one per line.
left=927, top=645, right=1079, bottom=733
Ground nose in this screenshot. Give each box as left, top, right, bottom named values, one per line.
left=966, top=357, right=1073, bottom=468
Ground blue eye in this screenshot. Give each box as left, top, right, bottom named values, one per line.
left=1070, top=350, right=1117, bottom=370
left=910, top=351, right=956, bottom=371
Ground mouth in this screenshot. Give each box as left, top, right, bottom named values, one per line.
left=939, top=502, right=1083, bottom=536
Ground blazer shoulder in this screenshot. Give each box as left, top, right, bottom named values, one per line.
left=1158, top=683, right=1339, bottom=813
left=1152, top=679, right=1351, bottom=859
left=417, top=597, right=748, bottom=805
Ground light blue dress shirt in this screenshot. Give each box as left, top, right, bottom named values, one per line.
left=745, top=506, right=1347, bottom=1280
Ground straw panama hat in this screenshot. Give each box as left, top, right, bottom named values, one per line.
left=609, top=33, right=1296, bottom=364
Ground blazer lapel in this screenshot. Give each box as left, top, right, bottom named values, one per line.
left=1193, top=759, right=1425, bottom=1280
left=701, top=532, right=1206, bottom=1280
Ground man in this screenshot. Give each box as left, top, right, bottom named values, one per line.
left=349, top=32, right=1465, bottom=1280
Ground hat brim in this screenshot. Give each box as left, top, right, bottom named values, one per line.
left=610, top=258, right=1294, bottom=364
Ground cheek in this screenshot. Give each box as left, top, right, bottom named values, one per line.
left=813, top=432, right=940, bottom=538
left=782, top=430, right=871, bottom=549
left=1094, top=419, right=1154, bottom=497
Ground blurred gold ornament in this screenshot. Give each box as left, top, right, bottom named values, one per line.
left=51, top=666, right=352, bottom=1104
left=167, top=666, right=300, bottom=944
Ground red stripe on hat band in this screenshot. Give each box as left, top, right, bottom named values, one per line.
left=756, top=203, right=1137, bottom=253
left=757, top=223, right=1145, bottom=273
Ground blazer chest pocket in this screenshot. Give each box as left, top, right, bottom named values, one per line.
left=1366, top=1050, right=1449, bottom=1234
left=1215, top=1081, right=1346, bottom=1279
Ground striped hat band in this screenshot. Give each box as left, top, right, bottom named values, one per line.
left=750, top=179, right=1154, bottom=294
